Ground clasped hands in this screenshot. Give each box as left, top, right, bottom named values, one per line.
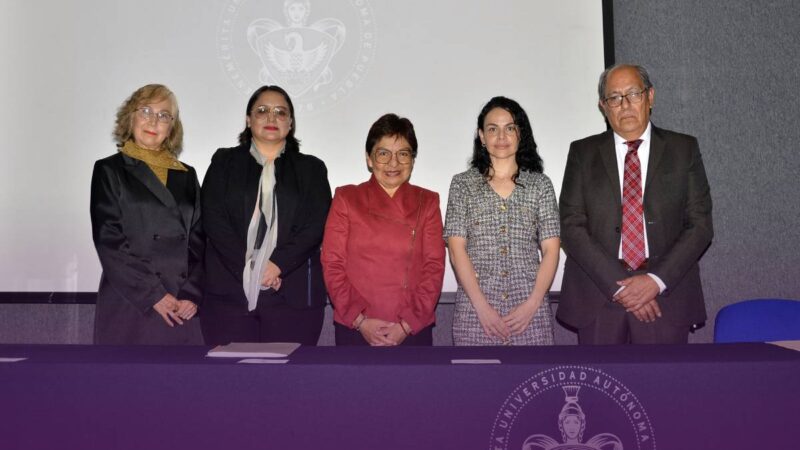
left=614, top=274, right=662, bottom=322
left=356, top=316, right=410, bottom=346
left=153, top=293, right=197, bottom=327
left=260, top=261, right=282, bottom=291
left=476, top=300, right=540, bottom=344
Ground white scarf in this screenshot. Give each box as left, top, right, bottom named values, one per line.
left=243, top=144, right=282, bottom=311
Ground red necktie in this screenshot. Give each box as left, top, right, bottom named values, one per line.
left=622, top=139, right=646, bottom=270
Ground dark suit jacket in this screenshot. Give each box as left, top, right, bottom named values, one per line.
left=90, top=152, right=204, bottom=344
left=557, top=126, right=713, bottom=328
left=202, top=144, right=331, bottom=309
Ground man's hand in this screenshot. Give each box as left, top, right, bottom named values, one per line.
left=631, top=298, right=662, bottom=322
left=614, top=274, right=660, bottom=313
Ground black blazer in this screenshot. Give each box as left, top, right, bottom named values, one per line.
left=90, top=152, right=204, bottom=344
left=558, top=126, right=713, bottom=328
left=202, top=144, right=332, bottom=309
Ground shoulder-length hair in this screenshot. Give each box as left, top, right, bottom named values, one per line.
left=470, top=96, right=543, bottom=183
left=237, top=85, right=300, bottom=153
left=113, top=84, right=183, bottom=155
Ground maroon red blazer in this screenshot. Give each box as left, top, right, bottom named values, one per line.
left=321, top=176, right=445, bottom=333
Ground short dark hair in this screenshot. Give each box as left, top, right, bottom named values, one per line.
left=238, top=85, right=300, bottom=153
left=597, top=64, right=654, bottom=99
left=365, top=113, right=418, bottom=157
left=471, top=96, right=543, bottom=182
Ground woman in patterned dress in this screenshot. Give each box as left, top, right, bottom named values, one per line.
left=444, top=96, right=560, bottom=345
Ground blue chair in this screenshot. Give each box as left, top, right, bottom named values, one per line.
left=714, top=298, right=800, bottom=343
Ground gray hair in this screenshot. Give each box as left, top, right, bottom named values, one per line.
left=597, top=64, right=654, bottom=99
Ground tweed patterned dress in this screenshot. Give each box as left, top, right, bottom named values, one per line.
left=444, top=168, right=560, bottom=345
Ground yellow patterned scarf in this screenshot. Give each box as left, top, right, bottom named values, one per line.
left=120, top=140, right=187, bottom=185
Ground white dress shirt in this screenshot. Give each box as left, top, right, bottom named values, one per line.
left=612, top=123, right=666, bottom=293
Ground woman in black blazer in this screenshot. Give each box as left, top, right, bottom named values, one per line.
left=90, top=84, right=204, bottom=344
left=201, top=85, right=331, bottom=345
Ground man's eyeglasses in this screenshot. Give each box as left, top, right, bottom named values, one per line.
left=603, top=89, right=649, bottom=108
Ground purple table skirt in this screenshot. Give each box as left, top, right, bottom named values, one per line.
left=1, top=343, right=798, bottom=449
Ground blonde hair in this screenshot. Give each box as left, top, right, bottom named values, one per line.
left=113, top=84, right=183, bottom=155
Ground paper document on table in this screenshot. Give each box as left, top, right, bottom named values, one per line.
left=237, top=358, right=290, bottom=364
left=0, top=357, right=27, bottom=362
left=207, top=342, right=300, bottom=358
left=451, top=359, right=502, bottom=364
left=768, top=340, right=800, bottom=351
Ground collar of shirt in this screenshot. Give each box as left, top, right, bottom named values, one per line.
left=613, top=122, right=652, bottom=197
left=249, top=142, right=285, bottom=166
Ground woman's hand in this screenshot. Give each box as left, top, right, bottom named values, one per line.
left=261, top=261, right=282, bottom=290
left=359, top=318, right=397, bottom=346
left=153, top=294, right=182, bottom=327
left=175, top=300, right=198, bottom=321
left=503, top=298, right=542, bottom=335
left=474, top=303, right=511, bottom=342
left=383, top=322, right=410, bottom=346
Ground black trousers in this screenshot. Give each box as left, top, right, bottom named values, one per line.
left=201, top=294, right=324, bottom=346
left=334, top=322, right=433, bottom=346
left=577, top=301, right=689, bottom=344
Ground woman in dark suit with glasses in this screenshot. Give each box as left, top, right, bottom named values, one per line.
left=90, top=84, right=203, bottom=344
left=201, top=85, right=331, bottom=345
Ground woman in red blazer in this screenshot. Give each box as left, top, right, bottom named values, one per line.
left=321, top=114, right=446, bottom=346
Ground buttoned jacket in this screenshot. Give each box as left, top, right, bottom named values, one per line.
left=90, top=152, right=204, bottom=344
left=558, top=126, right=713, bottom=327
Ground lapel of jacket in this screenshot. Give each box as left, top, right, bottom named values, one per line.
left=122, top=154, right=177, bottom=209
left=367, top=176, right=421, bottom=229
left=645, top=125, right=666, bottom=198
left=599, top=130, right=621, bottom=210
left=274, top=152, right=298, bottom=245
left=167, top=169, right=193, bottom=233
left=240, top=146, right=262, bottom=236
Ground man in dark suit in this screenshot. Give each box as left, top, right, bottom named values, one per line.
left=558, top=64, right=713, bottom=344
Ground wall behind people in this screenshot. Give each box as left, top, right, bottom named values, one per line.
left=0, top=0, right=605, bottom=295
left=7, top=1, right=798, bottom=346
left=612, top=0, right=800, bottom=342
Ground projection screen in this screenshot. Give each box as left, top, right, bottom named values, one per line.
left=0, top=0, right=607, bottom=294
